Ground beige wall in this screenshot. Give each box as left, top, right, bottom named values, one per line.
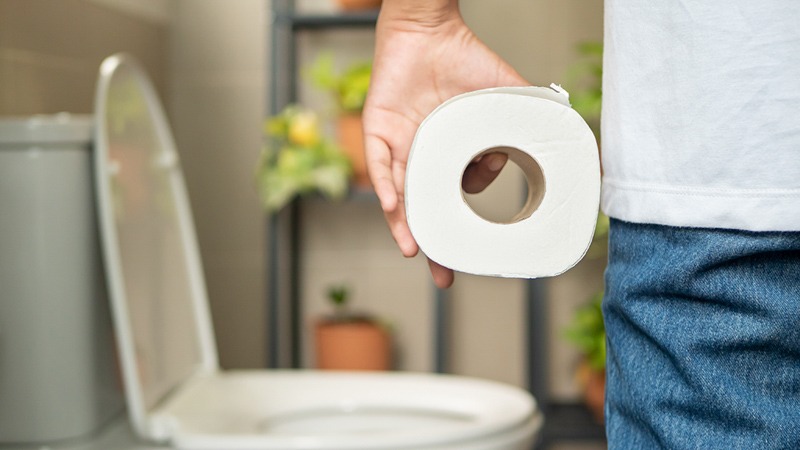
left=0, top=0, right=169, bottom=115
left=167, top=0, right=268, bottom=369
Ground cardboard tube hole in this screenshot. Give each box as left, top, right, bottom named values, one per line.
left=460, top=146, right=546, bottom=224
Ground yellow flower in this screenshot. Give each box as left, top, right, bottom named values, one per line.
left=288, top=110, right=320, bottom=147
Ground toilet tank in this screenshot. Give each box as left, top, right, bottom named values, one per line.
left=0, top=114, right=124, bottom=443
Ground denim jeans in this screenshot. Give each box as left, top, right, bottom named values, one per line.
left=603, top=218, right=800, bottom=449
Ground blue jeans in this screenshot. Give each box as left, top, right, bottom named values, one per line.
left=603, top=218, right=800, bottom=449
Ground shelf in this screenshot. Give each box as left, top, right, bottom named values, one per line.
left=539, top=402, right=606, bottom=448
left=275, top=11, right=379, bottom=30
left=302, top=187, right=378, bottom=204
left=347, top=186, right=379, bottom=202
left=268, top=1, right=387, bottom=370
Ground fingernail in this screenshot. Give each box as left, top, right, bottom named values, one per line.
left=487, top=154, right=505, bottom=172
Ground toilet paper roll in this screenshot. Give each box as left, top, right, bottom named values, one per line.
left=405, top=85, right=600, bottom=278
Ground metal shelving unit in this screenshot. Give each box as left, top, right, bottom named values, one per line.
left=266, top=1, right=604, bottom=448
left=267, top=0, right=449, bottom=373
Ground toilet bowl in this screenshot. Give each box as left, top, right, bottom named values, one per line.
left=153, top=371, right=541, bottom=449
left=91, top=54, right=541, bottom=449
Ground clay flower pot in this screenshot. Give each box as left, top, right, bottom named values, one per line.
left=337, top=113, right=371, bottom=188
left=576, top=360, right=605, bottom=423
left=315, top=318, right=391, bottom=371
left=335, top=0, right=382, bottom=11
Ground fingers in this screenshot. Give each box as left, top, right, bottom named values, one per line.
left=365, top=134, right=419, bottom=257
left=427, top=258, right=454, bottom=289
left=384, top=200, right=419, bottom=257
left=462, top=152, right=507, bottom=194
left=365, top=135, right=398, bottom=212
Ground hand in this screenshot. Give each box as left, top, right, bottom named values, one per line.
left=364, top=2, right=528, bottom=288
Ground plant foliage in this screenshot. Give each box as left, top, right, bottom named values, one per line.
left=307, top=53, right=372, bottom=113
left=565, top=41, right=603, bottom=137
left=257, top=105, right=351, bottom=212
left=563, top=292, right=606, bottom=371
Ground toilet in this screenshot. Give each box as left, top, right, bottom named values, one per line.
left=90, top=53, right=542, bottom=449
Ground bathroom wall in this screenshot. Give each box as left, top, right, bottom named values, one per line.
left=167, top=0, right=268, bottom=369
left=0, top=0, right=170, bottom=115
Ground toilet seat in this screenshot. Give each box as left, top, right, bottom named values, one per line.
left=93, top=54, right=540, bottom=449
left=157, top=371, right=541, bottom=449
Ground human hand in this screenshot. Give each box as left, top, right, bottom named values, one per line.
left=364, top=1, right=529, bottom=288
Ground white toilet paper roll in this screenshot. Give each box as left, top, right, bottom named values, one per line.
left=405, top=86, right=600, bottom=278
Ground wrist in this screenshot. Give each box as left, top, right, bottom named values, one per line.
left=378, top=0, right=461, bottom=30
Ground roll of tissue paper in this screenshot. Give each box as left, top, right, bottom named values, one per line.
left=405, top=85, right=600, bottom=278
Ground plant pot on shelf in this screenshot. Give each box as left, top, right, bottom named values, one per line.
left=337, top=113, right=370, bottom=188
left=314, top=285, right=391, bottom=371
left=314, top=317, right=391, bottom=370
left=335, top=0, right=382, bottom=11
left=563, top=291, right=607, bottom=423
left=576, top=359, right=605, bottom=423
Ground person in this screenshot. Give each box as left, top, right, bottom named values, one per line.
left=363, top=0, right=800, bottom=448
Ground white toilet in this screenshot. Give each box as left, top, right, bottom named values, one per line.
left=91, top=54, right=542, bottom=449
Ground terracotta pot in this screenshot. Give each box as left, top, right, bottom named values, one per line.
left=584, top=368, right=605, bottom=423
left=335, top=0, right=381, bottom=11
left=315, top=319, right=391, bottom=370
left=337, top=114, right=371, bottom=188
left=576, top=360, right=605, bottom=423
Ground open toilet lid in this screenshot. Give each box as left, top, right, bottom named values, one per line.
left=93, top=54, right=219, bottom=439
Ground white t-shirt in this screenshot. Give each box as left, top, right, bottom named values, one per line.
left=601, top=1, right=800, bottom=232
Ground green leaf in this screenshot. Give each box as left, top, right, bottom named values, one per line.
left=562, top=291, right=606, bottom=369
left=257, top=104, right=355, bottom=213
left=306, top=53, right=338, bottom=90
left=327, top=285, right=349, bottom=312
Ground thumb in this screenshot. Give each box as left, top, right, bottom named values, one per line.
left=462, top=152, right=507, bottom=194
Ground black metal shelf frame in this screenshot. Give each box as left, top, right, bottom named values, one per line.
left=275, top=11, right=380, bottom=29
left=266, top=0, right=450, bottom=373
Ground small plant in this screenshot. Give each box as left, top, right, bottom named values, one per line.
left=565, top=41, right=607, bottom=259
left=562, top=41, right=608, bottom=422
left=323, top=284, right=383, bottom=326
left=563, top=292, right=606, bottom=371
left=586, top=211, right=610, bottom=259
left=565, top=41, right=603, bottom=137
left=257, top=105, right=351, bottom=212
left=316, top=284, right=392, bottom=370
left=327, top=285, right=350, bottom=319
left=307, top=54, right=372, bottom=113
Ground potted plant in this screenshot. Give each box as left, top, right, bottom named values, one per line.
left=333, top=0, right=382, bottom=12
left=563, top=291, right=606, bottom=423
left=307, top=54, right=372, bottom=188
left=562, top=212, right=609, bottom=423
left=257, top=104, right=351, bottom=212
left=314, top=285, right=391, bottom=371
left=565, top=41, right=603, bottom=137
left=560, top=42, right=607, bottom=423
